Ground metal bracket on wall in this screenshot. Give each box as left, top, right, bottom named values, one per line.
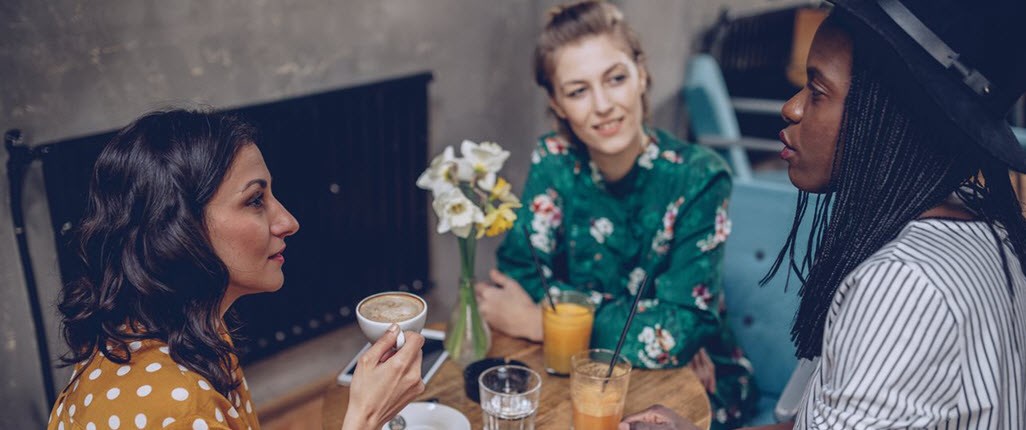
left=4, top=129, right=56, bottom=408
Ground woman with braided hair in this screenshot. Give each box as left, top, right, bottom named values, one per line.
left=622, top=0, right=1026, bottom=429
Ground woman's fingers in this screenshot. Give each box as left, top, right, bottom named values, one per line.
left=390, top=331, right=425, bottom=367
left=690, top=348, right=716, bottom=394
left=489, top=268, right=516, bottom=287
left=362, top=324, right=400, bottom=367
left=621, top=404, right=672, bottom=423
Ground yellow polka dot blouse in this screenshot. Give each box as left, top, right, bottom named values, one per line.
left=47, top=338, right=260, bottom=430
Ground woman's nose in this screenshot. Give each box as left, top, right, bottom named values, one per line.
left=781, top=89, right=804, bottom=124
left=593, top=88, right=614, bottom=115
left=272, top=199, right=300, bottom=238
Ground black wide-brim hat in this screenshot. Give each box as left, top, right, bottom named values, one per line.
left=830, top=0, right=1026, bottom=172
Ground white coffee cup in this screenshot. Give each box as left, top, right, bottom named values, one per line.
left=356, top=291, right=428, bottom=343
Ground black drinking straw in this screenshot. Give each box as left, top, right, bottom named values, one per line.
left=521, top=225, right=558, bottom=312
left=605, top=274, right=649, bottom=384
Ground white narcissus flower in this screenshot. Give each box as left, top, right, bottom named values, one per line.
left=458, top=140, right=510, bottom=189
left=462, top=140, right=510, bottom=173
left=432, top=188, right=484, bottom=238
left=416, top=146, right=458, bottom=197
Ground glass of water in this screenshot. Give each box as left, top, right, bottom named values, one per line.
left=478, top=364, right=542, bottom=430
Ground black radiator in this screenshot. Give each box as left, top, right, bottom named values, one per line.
left=35, top=72, right=433, bottom=363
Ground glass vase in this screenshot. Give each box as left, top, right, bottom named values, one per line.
left=444, top=235, right=492, bottom=367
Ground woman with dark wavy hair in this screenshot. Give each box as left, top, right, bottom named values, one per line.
left=47, top=109, right=425, bottom=430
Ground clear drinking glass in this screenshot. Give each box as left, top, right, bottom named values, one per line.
left=542, top=290, right=595, bottom=375
left=478, top=365, right=542, bottom=430
left=570, top=349, right=632, bottom=430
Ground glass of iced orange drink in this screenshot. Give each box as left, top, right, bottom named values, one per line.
left=570, top=348, right=632, bottom=430
left=542, top=290, right=595, bottom=375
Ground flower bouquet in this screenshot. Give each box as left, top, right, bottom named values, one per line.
left=416, top=140, right=521, bottom=366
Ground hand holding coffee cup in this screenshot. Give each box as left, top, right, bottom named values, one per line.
left=356, top=291, right=427, bottom=348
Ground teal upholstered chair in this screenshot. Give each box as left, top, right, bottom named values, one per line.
left=683, top=54, right=788, bottom=184
left=684, top=54, right=753, bottom=180
left=687, top=52, right=809, bottom=424
left=722, top=179, right=808, bottom=425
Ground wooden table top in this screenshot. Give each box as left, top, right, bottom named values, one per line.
left=322, top=325, right=711, bottom=429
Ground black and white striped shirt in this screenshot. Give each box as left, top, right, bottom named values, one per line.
left=797, top=219, right=1026, bottom=429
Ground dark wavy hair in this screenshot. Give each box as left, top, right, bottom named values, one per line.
left=58, top=108, right=257, bottom=395
left=765, top=15, right=1026, bottom=359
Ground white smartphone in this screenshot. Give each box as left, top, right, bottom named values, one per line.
left=336, top=328, right=447, bottom=386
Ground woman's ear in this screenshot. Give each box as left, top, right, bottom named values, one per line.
left=548, top=97, right=567, bottom=119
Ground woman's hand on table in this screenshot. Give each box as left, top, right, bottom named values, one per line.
left=688, top=348, right=717, bottom=394
left=342, top=324, right=426, bottom=430
left=619, top=404, right=701, bottom=430
left=475, top=269, right=543, bottom=342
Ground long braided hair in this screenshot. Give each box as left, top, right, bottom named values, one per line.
left=765, top=16, right=1026, bottom=359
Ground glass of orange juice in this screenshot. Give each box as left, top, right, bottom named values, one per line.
left=542, top=290, right=595, bottom=375
left=570, top=349, right=632, bottom=430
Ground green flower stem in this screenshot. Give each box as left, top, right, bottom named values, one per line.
left=444, top=234, right=490, bottom=364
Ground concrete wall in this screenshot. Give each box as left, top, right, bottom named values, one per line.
left=0, top=0, right=790, bottom=424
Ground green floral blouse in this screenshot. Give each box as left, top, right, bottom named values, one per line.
left=498, top=129, right=756, bottom=427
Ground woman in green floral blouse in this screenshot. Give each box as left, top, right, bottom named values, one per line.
left=473, top=1, right=757, bottom=428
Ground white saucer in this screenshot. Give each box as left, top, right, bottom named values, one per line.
left=381, top=402, right=471, bottom=430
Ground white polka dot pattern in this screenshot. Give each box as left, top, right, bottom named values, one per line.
left=47, top=338, right=259, bottom=430
left=171, top=388, right=189, bottom=401
left=159, top=346, right=169, bottom=354
left=129, top=341, right=142, bottom=351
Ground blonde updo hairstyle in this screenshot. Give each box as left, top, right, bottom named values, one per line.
left=534, top=0, right=651, bottom=144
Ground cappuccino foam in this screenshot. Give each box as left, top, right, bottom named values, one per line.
left=359, top=294, right=424, bottom=323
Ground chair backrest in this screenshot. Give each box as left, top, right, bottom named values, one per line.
left=723, top=179, right=809, bottom=396
left=683, top=54, right=753, bottom=180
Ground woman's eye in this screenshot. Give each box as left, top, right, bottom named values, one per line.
left=807, top=84, right=824, bottom=99
left=567, top=88, right=586, bottom=98
left=247, top=193, right=265, bottom=208
left=609, top=74, right=627, bottom=84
